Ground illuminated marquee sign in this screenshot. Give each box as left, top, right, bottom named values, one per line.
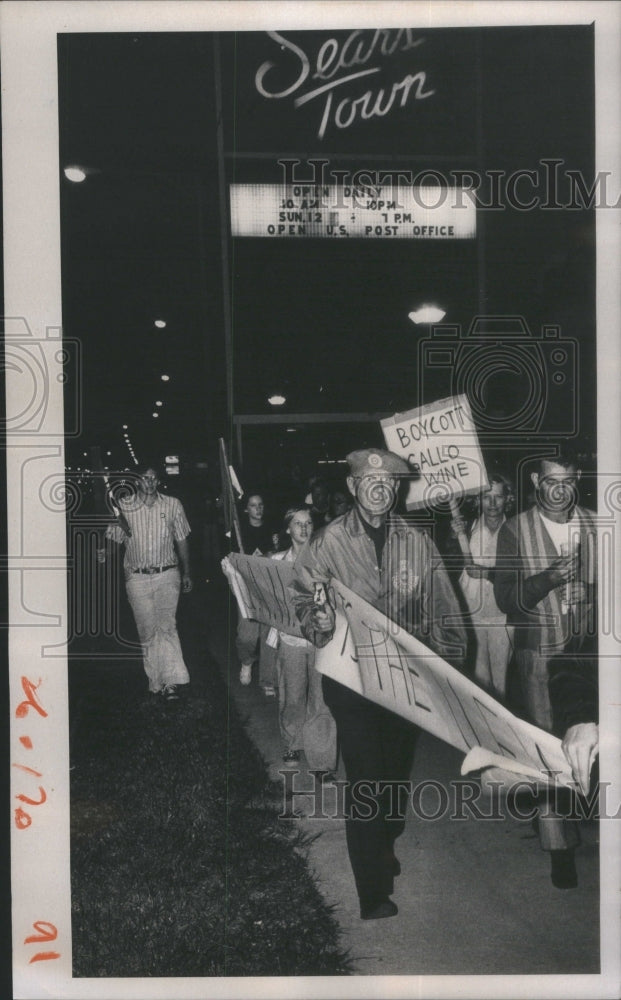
left=230, top=184, right=476, bottom=239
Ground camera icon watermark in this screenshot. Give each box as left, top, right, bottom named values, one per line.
left=417, top=315, right=578, bottom=439
left=2, top=316, right=82, bottom=436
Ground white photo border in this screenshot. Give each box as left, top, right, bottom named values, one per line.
left=3, top=2, right=620, bottom=998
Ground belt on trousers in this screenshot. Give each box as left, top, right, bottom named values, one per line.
left=133, top=565, right=177, bottom=574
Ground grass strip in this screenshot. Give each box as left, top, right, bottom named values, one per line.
left=69, top=655, right=352, bottom=977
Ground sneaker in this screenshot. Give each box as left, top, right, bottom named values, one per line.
left=163, top=685, right=180, bottom=701
left=239, top=663, right=252, bottom=686
left=282, top=749, right=301, bottom=763
left=262, top=685, right=276, bottom=698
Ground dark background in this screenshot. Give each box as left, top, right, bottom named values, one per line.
left=58, top=25, right=595, bottom=506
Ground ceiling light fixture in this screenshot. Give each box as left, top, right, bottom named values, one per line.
left=64, top=165, right=87, bottom=183
left=268, top=393, right=286, bottom=406
left=408, top=304, right=446, bottom=325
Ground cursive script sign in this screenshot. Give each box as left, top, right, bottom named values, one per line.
left=255, top=29, right=435, bottom=141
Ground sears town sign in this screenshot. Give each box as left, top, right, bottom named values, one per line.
left=254, top=29, right=435, bottom=141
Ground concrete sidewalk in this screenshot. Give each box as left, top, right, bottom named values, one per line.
left=207, top=583, right=600, bottom=977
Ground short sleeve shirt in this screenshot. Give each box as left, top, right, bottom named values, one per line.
left=106, top=492, right=190, bottom=571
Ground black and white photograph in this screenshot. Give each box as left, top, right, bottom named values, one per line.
left=3, top=2, right=621, bottom=998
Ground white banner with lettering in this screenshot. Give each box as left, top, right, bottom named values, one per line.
left=315, top=580, right=576, bottom=790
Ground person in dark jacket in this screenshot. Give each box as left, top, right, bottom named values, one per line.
left=291, top=448, right=466, bottom=920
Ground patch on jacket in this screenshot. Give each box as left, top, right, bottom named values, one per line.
left=392, top=560, right=419, bottom=596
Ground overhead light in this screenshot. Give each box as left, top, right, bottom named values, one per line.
left=268, top=394, right=286, bottom=406
left=64, top=165, right=87, bottom=183
left=106, top=451, right=112, bottom=456
left=154, top=319, right=167, bottom=329
left=286, top=428, right=297, bottom=433
left=122, top=424, right=128, bottom=430
left=155, top=400, right=163, bottom=407
left=152, top=412, right=159, bottom=418
left=408, top=304, right=446, bottom=324
left=161, top=374, right=170, bottom=382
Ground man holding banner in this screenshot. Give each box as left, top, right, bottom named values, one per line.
left=291, top=448, right=466, bottom=921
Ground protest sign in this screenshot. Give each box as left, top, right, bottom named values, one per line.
left=381, top=394, right=487, bottom=510
left=221, top=553, right=305, bottom=639
left=315, top=580, right=575, bottom=790
left=218, top=437, right=243, bottom=551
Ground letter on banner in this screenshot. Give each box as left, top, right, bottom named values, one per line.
left=316, top=580, right=575, bottom=790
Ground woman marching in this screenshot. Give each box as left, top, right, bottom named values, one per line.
left=270, top=505, right=337, bottom=778
left=450, top=474, right=515, bottom=700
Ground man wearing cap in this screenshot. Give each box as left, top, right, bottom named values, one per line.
left=291, top=448, right=466, bottom=920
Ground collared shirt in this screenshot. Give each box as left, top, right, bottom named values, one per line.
left=290, top=505, right=466, bottom=668
left=106, top=492, right=190, bottom=571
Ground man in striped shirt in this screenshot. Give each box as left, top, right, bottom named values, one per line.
left=106, top=462, right=193, bottom=700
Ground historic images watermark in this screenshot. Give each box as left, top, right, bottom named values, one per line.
left=278, top=771, right=616, bottom=824
left=278, top=158, right=621, bottom=211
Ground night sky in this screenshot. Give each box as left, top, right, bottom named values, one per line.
left=58, top=25, right=595, bottom=492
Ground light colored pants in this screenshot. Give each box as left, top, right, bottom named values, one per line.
left=235, top=618, right=277, bottom=687
left=275, top=643, right=337, bottom=771
left=472, top=621, right=514, bottom=700
left=125, top=568, right=190, bottom=693
left=515, top=647, right=579, bottom=852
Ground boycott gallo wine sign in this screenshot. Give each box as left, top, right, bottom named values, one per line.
left=381, top=394, right=487, bottom=509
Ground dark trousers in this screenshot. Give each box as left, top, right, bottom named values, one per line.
left=322, top=675, right=419, bottom=909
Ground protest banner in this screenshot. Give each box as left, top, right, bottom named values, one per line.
left=315, top=580, right=576, bottom=790
left=381, top=394, right=488, bottom=510
left=221, top=555, right=577, bottom=790
left=221, top=552, right=305, bottom=639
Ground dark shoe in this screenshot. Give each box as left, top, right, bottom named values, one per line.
left=283, top=749, right=301, bottom=763
left=360, top=898, right=398, bottom=920
left=550, top=849, right=578, bottom=889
